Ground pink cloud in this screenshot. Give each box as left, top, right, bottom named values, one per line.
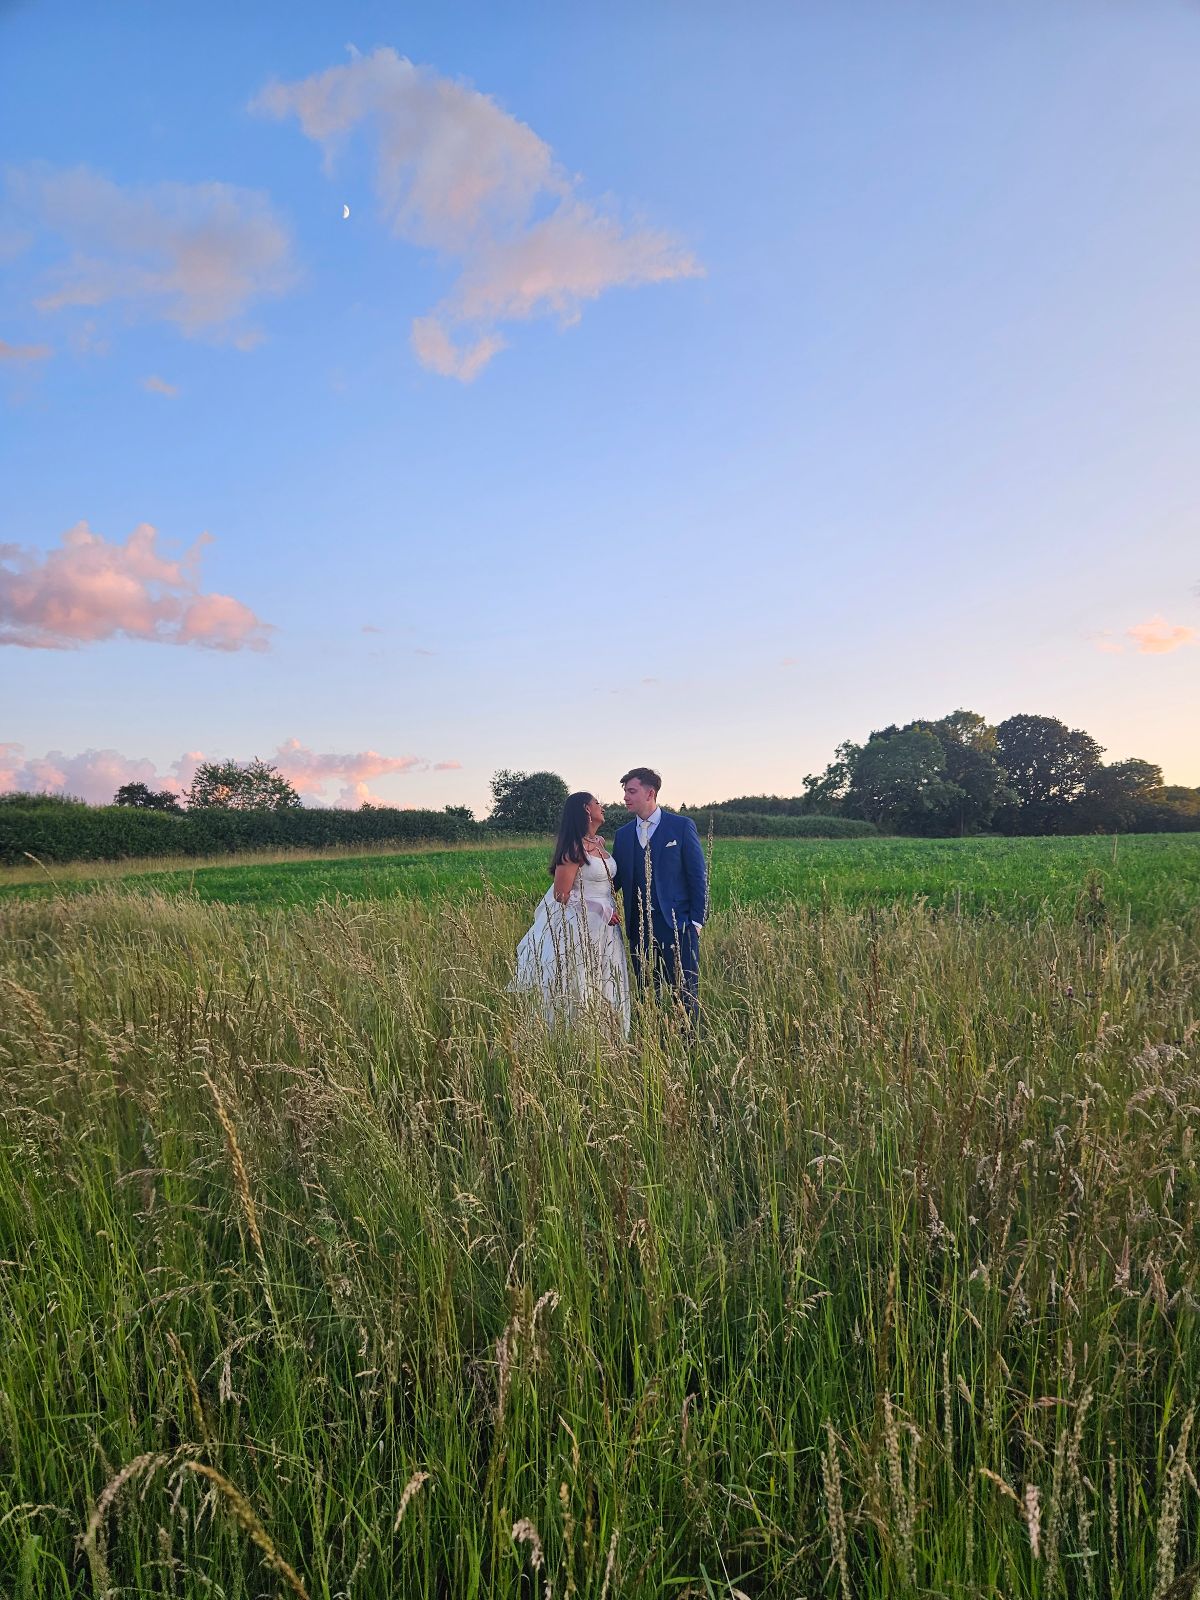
left=0, top=522, right=271, bottom=651
left=270, top=738, right=429, bottom=805
left=1127, top=616, right=1197, bottom=655
left=0, top=744, right=190, bottom=805
left=7, top=165, right=295, bottom=344
left=253, top=48, right=700, bottom=381
left=142, top=374, right=178, bottom=396
left=0, top=338, right=52, bottom=362
left=1, top=740, right=458, bottom=808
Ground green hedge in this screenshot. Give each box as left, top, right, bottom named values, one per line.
left=682, top=810, right=879, bottom=839
left=0, top=798, right=880, bottom=867
left=0, top=801, right=484, bottom=866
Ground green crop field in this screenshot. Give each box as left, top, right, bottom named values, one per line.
left=2, top=834, right=1198, bottom=1597
left=4, top=831, right=1200, bottom=925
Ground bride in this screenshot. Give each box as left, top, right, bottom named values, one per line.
left=511, top=792, right=631, bottom=1037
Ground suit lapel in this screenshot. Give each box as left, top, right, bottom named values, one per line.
left=648, top=811, right=672, bottom=864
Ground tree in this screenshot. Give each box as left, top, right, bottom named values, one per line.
left=487, top=769, right=568, bottom=832
left=444, top=804, right=475, bottom=821
left=929, top=708, right=998, bottom=753
left=113, top=781, right=182, bottom=812
left=994, top=714, right=1103, bottom=833
left=919, top=713, right=1013, bottom=834
left=800, top=741, right=859, bottom=813
left=185, top=758, right=302, bottom=812
left=1074, top=759, right=1165, bottom=832
left=1161, top=785, right=1200, bottom=817
left=843, top=727, right=964, bottom=831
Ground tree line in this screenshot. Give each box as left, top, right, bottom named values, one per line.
left=725, top=709, right=1198, bottom=835
left=2, top=710, right=1197, bottom=868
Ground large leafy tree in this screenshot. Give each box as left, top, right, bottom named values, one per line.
left=488, top=769, right=568, bottom=832
left=916, top=712, right=1013, bottom=834
left=843, top=727, right=964, bottom=832
left=113, top=781, right=182, bottom=812
left=818, top=710, right=1012, bottom=834
left=800, top=742, right=859, bottom=813
left=185, top=758, right=302, bottom=812
left=1161, top=785, right=1200, bottom=817
left=994, top=714, right=1103, bottom=833
left=1074, top=758, right=1165, bottom=832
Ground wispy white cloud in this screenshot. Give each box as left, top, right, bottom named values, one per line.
left=252, top=48, right=701, bottom=379
left=0, top=522, right=271, bottom=651
left=0, top=337, right=52, bottom=362
left=0, top=739, right=459, bottom=807
left=142, top=374, right=179, bottom=396
left=5, top=164, right=295, bottom=344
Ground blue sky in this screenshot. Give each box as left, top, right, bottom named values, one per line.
left=2, top=0, right=1198, bottom=810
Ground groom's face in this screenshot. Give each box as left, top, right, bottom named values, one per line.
left=623, top=777, right=657, bottom=818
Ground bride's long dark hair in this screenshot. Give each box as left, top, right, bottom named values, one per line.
left=550, top=791, right=596, bottom=875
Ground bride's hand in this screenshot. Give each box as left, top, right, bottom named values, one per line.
left=609, top=909, right=620, bottom=926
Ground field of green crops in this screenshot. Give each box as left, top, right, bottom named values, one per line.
left=5, top=831, right=1200, bottom=925
left=2, top=834, right=1198, bottom=1597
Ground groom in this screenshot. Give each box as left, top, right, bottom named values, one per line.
left=613, top=766, right=708, bottom=1019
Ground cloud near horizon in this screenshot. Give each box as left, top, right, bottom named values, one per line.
left=252, top=47, right=701, bottom=379
left=1127, top=616, right=1197, bottom=654
left=5, top=164, right=295, bottom=345
left=0, top=740, right=461, bottom=807
left=0, top=522, right=271, bottom=650
left=1096, top=616, right=1198, bottom=655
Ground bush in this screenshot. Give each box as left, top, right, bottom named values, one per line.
left=682, top=810, right=879, bottom=839
left=0, top=801, right=487, bottom=866
left=694, top=794, right=814, bottom=816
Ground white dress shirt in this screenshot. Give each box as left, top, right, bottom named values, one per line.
left=636, top=806, right=662, bottom=849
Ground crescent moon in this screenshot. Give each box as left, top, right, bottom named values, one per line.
left=342, top=204, right=350, bottom=220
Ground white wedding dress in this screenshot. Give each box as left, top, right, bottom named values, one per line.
left=511, top=851, right=631, bottom=1036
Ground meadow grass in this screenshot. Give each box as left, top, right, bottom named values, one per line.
left=3, top=831, right=1199, bottom=927
left=1, top=845, right=1198, bottom=1596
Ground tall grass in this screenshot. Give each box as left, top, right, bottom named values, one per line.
left=1, top=883, right=1198, bottom=1596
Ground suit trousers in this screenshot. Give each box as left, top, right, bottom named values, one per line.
left=630, top=918, right=699, bottom=1020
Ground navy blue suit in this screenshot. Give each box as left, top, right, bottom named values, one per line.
left=612, top=810, right=707, bottom=1016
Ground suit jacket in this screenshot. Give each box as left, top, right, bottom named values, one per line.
left=613, top=810, right=708, bottom=947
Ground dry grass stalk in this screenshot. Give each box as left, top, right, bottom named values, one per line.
left=393, top=1470, right=430, bottom=1531
left=598, top=1526, right=619, bottom=1600
left=202, top=1071, right=264, bottom=1266
left=81, top=1452, right=171, bottom=1599
left=165, top=1330, right=212, bottom=1446
left=1153, top=1407, right=1196, bottom=1600
left=513, top=1516, right=552, bottom=1600
left=1023, top=1483, right=1042, bottom=1561
left=181, top=1461, right=309, bottom=1599
left=821, top=1420, right=852, bottom=1600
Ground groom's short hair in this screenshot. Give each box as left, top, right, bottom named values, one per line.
left=621, top=766, right=661, bottom=794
